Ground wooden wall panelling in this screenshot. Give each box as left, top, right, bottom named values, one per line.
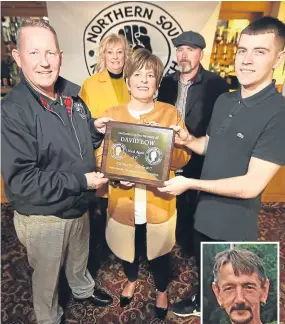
left=262, top=167, right=285, bottom=202
left=219, top=1, right=274, bottom=20
left=1, top=1, right=47, bottom=17
left=1, top=176, right=8, bottom=203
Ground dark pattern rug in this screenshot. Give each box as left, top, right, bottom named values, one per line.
left=1, top=203, right=285, bottom=324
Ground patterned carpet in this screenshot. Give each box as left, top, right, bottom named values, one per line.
left=1, top=202, right=285, bottom=324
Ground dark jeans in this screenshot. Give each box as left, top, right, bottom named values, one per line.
left=122, top=223, right=170, bottom=292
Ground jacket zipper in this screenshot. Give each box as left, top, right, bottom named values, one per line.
left=42, top=106, right=66, bottom=126
left=42, top=99, right=83, bottom=160
left=70, top=99, right=83, bottom=160
left=24, top=82, right=83, bottom=160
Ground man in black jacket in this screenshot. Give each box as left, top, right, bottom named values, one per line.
left=157, top=31, right=229, bottom=254
left=1, top=19, right=113, bottom=324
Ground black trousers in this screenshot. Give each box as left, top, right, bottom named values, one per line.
left=88, top=196, right=109, bottom=271
left=99, top=197, right=108, bottom=218
left=176, top=189, right=198, bottom=253
left=176, top=155, right=204, bottom=254
left=122, top=223, right=170, bottom=292
left=193, top=229, right=223, bottom=302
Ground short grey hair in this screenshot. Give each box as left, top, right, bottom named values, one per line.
left=213, top=248, right=268, bottom=287
left=16, top=18, right=60, bottom=50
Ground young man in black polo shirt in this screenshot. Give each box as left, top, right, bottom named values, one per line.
left=159, top=16, right=285, bottom=317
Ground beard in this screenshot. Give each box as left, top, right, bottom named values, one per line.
left=178, top=60, right=193, bottom=73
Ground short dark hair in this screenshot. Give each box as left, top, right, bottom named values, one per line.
left=241, top=16, right=285, bottom=51
left=213, top=248, right=268, bottom=287
left=124, top=48, right=164, bottom=89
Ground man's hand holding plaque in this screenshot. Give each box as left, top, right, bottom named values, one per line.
left=85, top=171, right=109, bottom=190
left=94, top=117, right=113, bottom=134
left=170, top=124, right=192, bottom=146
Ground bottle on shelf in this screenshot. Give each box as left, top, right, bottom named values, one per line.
left=226, top=32, right=238, bottom=62
left=10, top=60, right=20, bottom=86
left=1, top=16, right=23, bottom=89
left=2, top=26, right=11, bottom=44
left=216, top=29, right=227, bottom=60
left=10, top=17, right=18, bottom=44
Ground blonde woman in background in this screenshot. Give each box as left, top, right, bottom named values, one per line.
left=80, top=34, right=131, bottom=252
left=81, top=33, right=130, bottom=117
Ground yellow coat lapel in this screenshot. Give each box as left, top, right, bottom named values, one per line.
left=80, top=69, right=130, bottom=118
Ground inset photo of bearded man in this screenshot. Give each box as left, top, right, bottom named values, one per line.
left=202, top=243, right=279, bottom=324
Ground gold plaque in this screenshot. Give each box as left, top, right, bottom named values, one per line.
left=101, top=121, right=174, bottom=186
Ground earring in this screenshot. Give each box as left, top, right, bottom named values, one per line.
left=261, top=301, right=267, bottom=307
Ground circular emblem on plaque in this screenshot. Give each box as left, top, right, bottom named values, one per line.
left=145, top=147, right=163, bottom=165
left=111, top=142, right=127, bottom=160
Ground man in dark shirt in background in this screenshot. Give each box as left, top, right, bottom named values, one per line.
left=158, top=31, right=228, bottom=255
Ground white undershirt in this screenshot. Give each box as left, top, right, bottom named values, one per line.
left=128, top=106, right=153, bottom=224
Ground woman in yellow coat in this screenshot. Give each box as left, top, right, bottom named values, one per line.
left=96, top=49, right=191, bottom=320
left=80, top=33, right=130, bottom=117
left=80, top=34, right=131, bottom=221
